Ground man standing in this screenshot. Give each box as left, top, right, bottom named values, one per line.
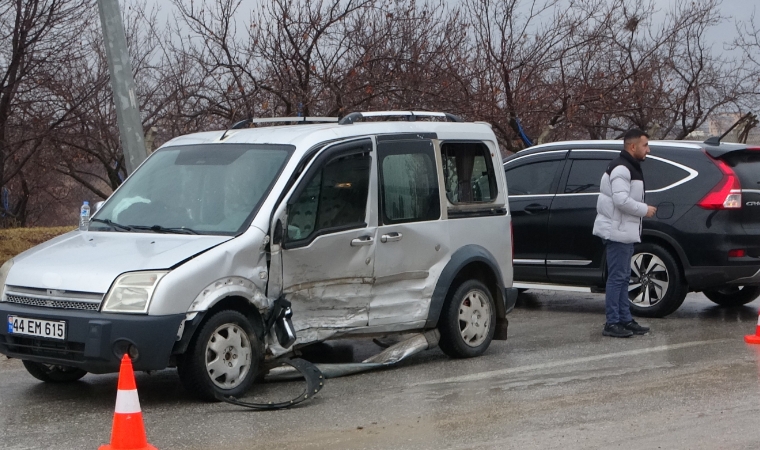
left=593, top=129, right=656, bottom=338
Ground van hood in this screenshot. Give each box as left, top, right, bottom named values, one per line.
left=7, top=231, right=231, bottom=293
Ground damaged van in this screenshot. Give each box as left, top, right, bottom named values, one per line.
left=0, top=111, right=516, bottom=400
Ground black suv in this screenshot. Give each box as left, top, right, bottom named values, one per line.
left=503, top=139, right=760, bottom=317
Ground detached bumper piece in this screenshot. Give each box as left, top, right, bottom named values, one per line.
left=216, top=358, right=324, bottom=410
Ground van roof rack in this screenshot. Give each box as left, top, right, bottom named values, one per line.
left=338, top=111, right=463, bottom=125
left=220, top=116, right=339, bottom=140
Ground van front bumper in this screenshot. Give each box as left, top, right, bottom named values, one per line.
left=0, top=303, right=184, bottom=374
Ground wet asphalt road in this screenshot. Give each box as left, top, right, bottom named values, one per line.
left=2, top=290, right=760, bottom=450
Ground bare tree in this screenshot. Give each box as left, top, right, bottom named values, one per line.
left=0, top=0, right=93, bottom=224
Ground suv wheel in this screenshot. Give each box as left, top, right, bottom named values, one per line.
left=178, top=310, right=262, bottom=401
left=703, top=285, right=760, bottom=307
left=438, top=279, right=496, bottom=358
left=628, top=243, right=687, bottom=318
left=22, top=361, right=87, bottom=383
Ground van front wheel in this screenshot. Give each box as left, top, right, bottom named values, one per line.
left=178, top=310, right=262, bottom=402
left=438, top=280, right=496, bottom=358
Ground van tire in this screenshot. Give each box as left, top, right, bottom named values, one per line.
left=628, top=243, right=687, bottom=318
left=177, top=310, right=262, bottom=402
left=703, top=285, right=760, bottom=307
left=438, top=279, right=496, bottom=358
left=22, top=361, right=87, bottom=383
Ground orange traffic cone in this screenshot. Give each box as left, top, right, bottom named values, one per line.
left=99, top=355, right=158, bottom=450
left=745, top=310, right=760, bottom=344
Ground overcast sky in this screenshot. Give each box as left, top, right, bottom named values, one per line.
left=141, top=0, right=756, bottom=51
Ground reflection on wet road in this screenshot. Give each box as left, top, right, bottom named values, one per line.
left=2, top=290, right=760, bottom=449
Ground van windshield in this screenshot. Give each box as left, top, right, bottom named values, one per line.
left=91, top=144, right=292, bottom=235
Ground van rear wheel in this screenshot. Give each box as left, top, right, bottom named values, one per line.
left=438, top=279, right=496, bottom=358
left=178, top=310, right=262, bottom=402
left=22, top=361, right=87, bottom=383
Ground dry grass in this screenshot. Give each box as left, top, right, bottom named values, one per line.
left=0, top=227, right=75, bottom=265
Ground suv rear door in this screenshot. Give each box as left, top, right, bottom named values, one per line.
left=504, top=150, right=566, bottom=282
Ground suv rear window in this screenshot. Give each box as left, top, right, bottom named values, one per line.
left=642, top=158, right=691, bottom=191
left=724, top=151, right=760, bottom=188
left=441, top=142, right=497, bottom=203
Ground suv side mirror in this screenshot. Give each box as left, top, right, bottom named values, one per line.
left=94, top=201, right=105, bottom=213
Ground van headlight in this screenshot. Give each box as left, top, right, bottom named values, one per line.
left=0, top=259, right=13, bottom=300
left=102, top=271, right=168, bottom=313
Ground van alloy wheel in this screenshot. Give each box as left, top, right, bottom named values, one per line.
left=178, top=310, right=262, bottom=401
left=438, top=279, right=496, bottom=358
left=628, top=252, right=670, bottom=307
left=458, top=290, right=492, bottom=347
left=205, top=323, right=252, bottom=390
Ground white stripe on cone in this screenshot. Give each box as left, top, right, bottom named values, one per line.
left=114, top=389, right=142, bottom=414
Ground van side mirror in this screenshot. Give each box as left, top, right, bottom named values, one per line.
left=94, top=201, right=105, bottom=213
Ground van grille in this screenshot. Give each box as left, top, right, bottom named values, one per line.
left=5, top=295, right=101, bottom=311
left=0, top=335, right=85, bottom=361
left=3, top=286, right=103, bottom=311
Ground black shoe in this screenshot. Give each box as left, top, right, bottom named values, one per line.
left=622, top=320, right=650, bottom=335
left=603, top=323, right=633, bottom=338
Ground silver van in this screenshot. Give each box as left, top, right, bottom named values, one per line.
left=0, top=111, right=516, bottom=400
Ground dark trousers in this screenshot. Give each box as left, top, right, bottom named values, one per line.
left=605, top=241, right=634, bottom=324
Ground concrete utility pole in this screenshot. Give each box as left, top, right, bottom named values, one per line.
left=97, top=0, right=148, bottom=175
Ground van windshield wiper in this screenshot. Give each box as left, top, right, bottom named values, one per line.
left=89, top=218, right=133, bottom=231
left=129, top=225, right=200, bottom=235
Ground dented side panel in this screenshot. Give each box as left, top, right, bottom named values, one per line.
left=371, top=221, right=450, bottom=325
left=149, top=228, right=270, bottom=316
left=276, top=137, right=380, bottom=347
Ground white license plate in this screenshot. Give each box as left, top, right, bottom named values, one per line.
left=7, top=316, right=66, bottom=340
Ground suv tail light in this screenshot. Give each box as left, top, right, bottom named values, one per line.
left=697, top=152, right=742, bottom=210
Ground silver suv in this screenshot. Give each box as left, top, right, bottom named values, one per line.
left=0, top=111, right=515, bottom=400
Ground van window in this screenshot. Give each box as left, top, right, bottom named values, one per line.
left=379, top=140, right=440, bottom=224
left=441, top=142, right=497, bottom=203
left=286, top=152, right=371, bottom=242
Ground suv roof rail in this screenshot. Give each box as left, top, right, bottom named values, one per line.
left=338, top=111, right=463, bottom=125
left=220, top=116, right=339, bottom=140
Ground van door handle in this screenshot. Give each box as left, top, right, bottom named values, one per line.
left=380, top=232, right=403, bottom=243
left=350, top=236, right=374, bottom=247
left=524, top=203, right=548, bottom=214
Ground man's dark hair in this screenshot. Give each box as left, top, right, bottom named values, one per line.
left=623, top=128, right=649, bottom=147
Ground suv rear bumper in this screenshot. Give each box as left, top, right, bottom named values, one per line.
left=727, top=268, right=760, bottom=285
left=684, top=265, right=760, bottom=290
left=0, top=303, right=184, bottom=374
